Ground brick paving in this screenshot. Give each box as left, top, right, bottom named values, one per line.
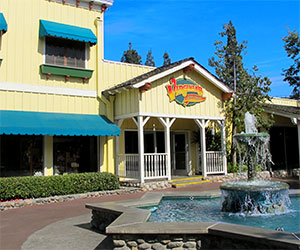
left=3, top=178, right=299, bottom=250
left=0, top=182, right=222, bottom=250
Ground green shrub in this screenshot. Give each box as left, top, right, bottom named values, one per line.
left=227, top=162, right=239, bottom=173
left=227, top=163, right=249, bottom=173
left=0, top=172, right=119, bottom=201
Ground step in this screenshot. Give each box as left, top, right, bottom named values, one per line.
left=171, top=176, right=211, bottom=188
left=171, top=176, right=203, bottom=182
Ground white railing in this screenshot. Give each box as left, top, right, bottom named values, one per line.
left=206, top=151, right=225, bottom=174
left=117, top=154, right=139, bottom=179
left=117, top=153, right=168, bottom=180
left=144, top=153, right=168, bottom=179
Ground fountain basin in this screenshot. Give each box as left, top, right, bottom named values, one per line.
left=86, top=191, right=300, bottom=250
left=221, top=181, right=290, bottom=214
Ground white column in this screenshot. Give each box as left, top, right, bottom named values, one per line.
left=195, top=119, right=209, bottom=177
left=138, top=116, right=145, bottom=183
left=159, top=117, right=176, bottom=180
left=200, top=124, right=207, bottom=177
left=218, top=120, right=227, bottom=175
left=165, top=118, right=172, bottom=180
left=43, top=135, right=53, bottom=176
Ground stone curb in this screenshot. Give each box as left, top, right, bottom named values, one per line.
left=0, top=187, right=142, bottom=211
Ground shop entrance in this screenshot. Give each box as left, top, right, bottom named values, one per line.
left=172, top=132, right=189, bottom=175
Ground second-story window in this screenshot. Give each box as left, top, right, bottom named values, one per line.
left=45, top=37, right=85, bottom=68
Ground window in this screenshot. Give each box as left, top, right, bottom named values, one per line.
left=124, top=131, right=165, bottom=154
left=45, top=37, right=85, bottom=68
left=125, top=131, right=138, bottom=154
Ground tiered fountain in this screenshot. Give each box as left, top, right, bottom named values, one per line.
left=221, top=112, right=290, bottom=214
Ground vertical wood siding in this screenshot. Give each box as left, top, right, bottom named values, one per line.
left=139, top=71, right=224, bottom=118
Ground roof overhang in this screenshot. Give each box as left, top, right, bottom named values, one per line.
left=263, top=104, right=300, bottom=124
left=132, top=60, right=232, bottom=93
left=103, top=58, right=233, bottom=96
left=81, top=0, right=114, bottom=7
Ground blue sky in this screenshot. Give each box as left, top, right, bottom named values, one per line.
left=104, top=0, right=299, bottom=98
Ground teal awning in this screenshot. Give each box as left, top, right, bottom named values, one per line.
left=39, top=19, right=97, bottom=45
left=0, top=110, right=120, bottom=136
left=0, top=13, right=7, bottom=33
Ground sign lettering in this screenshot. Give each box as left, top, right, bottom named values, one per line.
left=166, top=78, right=206, bottom=107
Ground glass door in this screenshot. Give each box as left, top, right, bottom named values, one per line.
left=172, top=132, right=188, bottom=175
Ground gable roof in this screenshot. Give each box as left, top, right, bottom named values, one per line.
left=102, top=57, right=233, bottom=96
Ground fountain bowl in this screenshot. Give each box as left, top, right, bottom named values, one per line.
left=221, top=181, right=290, bottom=214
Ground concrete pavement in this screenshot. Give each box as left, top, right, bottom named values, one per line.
left=1, top=182, right=222, bottom=250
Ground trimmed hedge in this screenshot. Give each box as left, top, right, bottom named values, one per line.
left=0, top=172, right=119, bottom=201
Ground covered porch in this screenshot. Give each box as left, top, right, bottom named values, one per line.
left=103, top=58, right=233, bottom=183
left=115, top=114, right=227, bottom=183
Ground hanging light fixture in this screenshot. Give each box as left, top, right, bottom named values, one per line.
left=211, top=123, right=215, bottom=136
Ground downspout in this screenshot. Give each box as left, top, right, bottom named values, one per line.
left=95, top=16, right=116, bottom=173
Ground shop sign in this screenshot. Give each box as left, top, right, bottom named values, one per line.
left=166, top=78, right=206, bottom=107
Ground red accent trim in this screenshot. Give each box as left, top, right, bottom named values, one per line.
left=76, top=0, right=80, bottom=7
left=222, top=92, right=233, bottom=101
left=65, top=75, right=70, bottom=82
left=101, top=4, right=107, bottom=13
left=139, top=82, right=151, bottom=93
left=89, top=1, right=94, bottom=10
left=62, top=0, right=66, bottom=4
left=46, top=73, right=51, bottom=80
left=82, top=77, right=87, bottom=83
left=183, top=64, right=195, bottom=74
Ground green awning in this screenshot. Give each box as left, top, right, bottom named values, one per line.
left=39, top=19, right=97, bottom=45
left=0, top=110, right=120, bottom=136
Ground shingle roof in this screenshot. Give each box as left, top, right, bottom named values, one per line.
left=102, top=57, right=231, bottom=95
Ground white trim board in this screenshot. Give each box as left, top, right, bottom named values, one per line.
left=0, top=82, right=97, bottom=98
left=115, top=112, right=225, bottom=121
left=132, top=60, right=232, bottom=93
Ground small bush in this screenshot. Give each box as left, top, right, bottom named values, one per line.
left=0, top=172, right=119, bottom=201
left=227, top=163, right=249, bottom=173
left=227, top=162, right=239, bottom=173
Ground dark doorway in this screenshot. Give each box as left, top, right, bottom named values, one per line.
left=270, top=126, right=299, bottom=171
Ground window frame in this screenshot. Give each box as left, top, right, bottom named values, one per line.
left=124, top=129, right=165, bottom=154
left=43, top=36, right=88, bottom=69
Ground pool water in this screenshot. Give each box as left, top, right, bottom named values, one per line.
left=141, top=196, right=300, bottom=232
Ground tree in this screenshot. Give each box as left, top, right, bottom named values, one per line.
left=121, top=42, right=142, bottom=65
left=145, top=50, right=155, bottom=67
left=282, top=30, right=300, bottom=100
left=163, top=52, right=171, bottom=66
left=209, top=21, right=272, bottom=163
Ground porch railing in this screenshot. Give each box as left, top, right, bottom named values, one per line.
left=117, top=154, right=139, bottom=179
left=144, top=153, right=168, bottom=179
left=116, top=153, right=168, bottom=180
left=206, top=151, right=225, bottom=174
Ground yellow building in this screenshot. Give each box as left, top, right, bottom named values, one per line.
left=4, top=0, right=298, bottom=182
left=0, top=0, right=152, bottom=177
